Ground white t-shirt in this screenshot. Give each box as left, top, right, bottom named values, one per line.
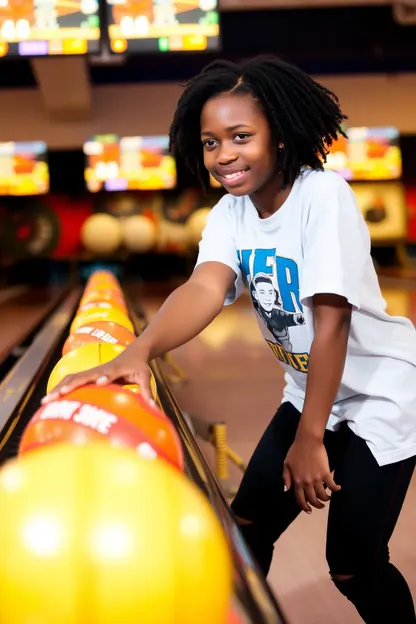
left=195, top=168, right=416, bottom=466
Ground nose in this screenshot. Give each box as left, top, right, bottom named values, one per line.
left=217, top=143, right=238, bottom=166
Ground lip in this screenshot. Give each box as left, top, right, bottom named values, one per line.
left=215, top=168, right=249, bottom=187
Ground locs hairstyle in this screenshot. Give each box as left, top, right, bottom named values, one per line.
left=169, top=55, right=348, bottom=189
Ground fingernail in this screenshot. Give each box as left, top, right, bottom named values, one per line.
left=96, top=376, right=109, bottom=385
left=283, top=485, right=288, bottom=493
left=149, top=399, right=156, bottom=407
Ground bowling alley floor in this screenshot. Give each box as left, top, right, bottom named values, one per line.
left=142, top=275, right=416, bottom=624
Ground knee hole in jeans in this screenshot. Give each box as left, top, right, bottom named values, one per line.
left=331, top=573, right=354, bottom=582
left=234, top=515, right=254, bottom=526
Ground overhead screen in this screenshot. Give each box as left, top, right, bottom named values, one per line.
left=107, top=0, right=220, bottom=53
left=0, top=141, right=49, bottom=196
left=0, top=0, right=100, bottom=57
left=325, top=127, right=402, bottom=182
left=83, top=134, right=177, bottom=192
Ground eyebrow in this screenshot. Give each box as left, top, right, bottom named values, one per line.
left=201, top=124, right=252, bottom=137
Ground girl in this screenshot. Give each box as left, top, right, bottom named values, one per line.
left=44, top=56, right=416, bottom=623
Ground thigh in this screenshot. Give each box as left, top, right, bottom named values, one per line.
left=326, top=427, right=415, bottom=575
left=231, top=402, right=302, bottom=530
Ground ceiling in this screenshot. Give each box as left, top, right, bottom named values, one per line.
left=0, top=3, right=415, bottom=125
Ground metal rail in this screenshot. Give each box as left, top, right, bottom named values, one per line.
left=0, top=289, right=80, bottom=454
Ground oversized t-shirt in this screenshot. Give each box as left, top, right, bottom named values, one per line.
left=195, top=168, right=416, bottom=466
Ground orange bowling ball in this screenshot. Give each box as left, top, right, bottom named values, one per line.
left=83, top=285, right=123, bottom=299
left=124, top=375, right=158, bottom=402
left=78, top=300, right=127, bottom=315
left=47, top=342, right=126, bottom=394
left=62, top=321, right=135, bottom=356
left=80, top=290, right=127, bottom=309
left=70, top=308, right=134, bottom=334
left=87, top=270, right=119, bottom=285
left=21, top=385, right=184, bottom=470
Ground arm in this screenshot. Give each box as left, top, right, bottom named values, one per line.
left=296, top=293, right=351, bottom=442
left=283, top=294, right=351, bottom=514
left=43, top=262, right=236, bottom=405
left=283, top=173, right=369, bottom=512
left=133, top=261, right=236, bottom=360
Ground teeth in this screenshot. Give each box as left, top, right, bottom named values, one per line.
left=224, top=171, right=245, bottom=180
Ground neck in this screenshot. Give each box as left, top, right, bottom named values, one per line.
left=250, top=173, right=294, bottom=219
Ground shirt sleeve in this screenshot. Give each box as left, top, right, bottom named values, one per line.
left=300, top=172, right=371, bottom=310
left=194, top=195, right=244, bottom=305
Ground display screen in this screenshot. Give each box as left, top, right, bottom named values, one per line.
left=325, top=127, right=402, bottom=181
left=0, top=0, right=100, bottom=58
left=84, top=134, right=177, bottom=192
left=0, top=141, right=49, bottom=195
left=107, top=0, right=220, bottom=54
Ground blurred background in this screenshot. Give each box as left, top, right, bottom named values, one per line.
left=0, top=1, right=415, bottom=622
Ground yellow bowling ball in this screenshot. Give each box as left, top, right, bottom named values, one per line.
left=124, top=370, right=158, bottom=401
left=70, top=307, right=134, bottom=334
left=47, top=342, right=126, bottom=393
left=0, top=444, right=233, bottom=624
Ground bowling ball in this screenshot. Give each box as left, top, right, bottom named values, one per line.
left=85, top=279, right=120, bottom=292
left=77, top=300, right=127, bottom=315
left=47, top=342, right=126, bottom=394
left=38, top=385, right=181, bottom=469
left=70, top=308, right=134, bottom=334
left=81, top=214, right=123, bottom=255
left=88, top=270, right=118, bottom=281
left=124, top=375, right=158, bottom=402
left=0, top=444, right=232, bottom=624
left=62, top=321, right=135, bottom=356
left=80, top=290, right=127, bottom=310
left=19, top=386, right=181, bottom=469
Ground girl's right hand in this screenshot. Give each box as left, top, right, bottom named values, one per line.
left=41, top=346, right=154, bottom=406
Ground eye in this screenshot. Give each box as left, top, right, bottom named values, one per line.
left=234, top=133, right=251, bottom=142
left=202, top=139, right=218, bottom=149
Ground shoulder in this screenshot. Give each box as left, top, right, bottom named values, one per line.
left=206, top=192, right=244, bottom=225
left=299, top=168, right=354, bottom=198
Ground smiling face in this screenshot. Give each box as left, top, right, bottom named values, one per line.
left=200, top=92, right=277, bottom=197
left=253, top=278, right=275, bottom=311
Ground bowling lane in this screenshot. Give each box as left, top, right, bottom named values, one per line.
left=0, top=286, right=67, bottom=368
left=142, top=276, right=416, bottom=624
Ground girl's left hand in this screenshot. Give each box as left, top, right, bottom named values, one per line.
left=283, top=437, right=341, bottom=513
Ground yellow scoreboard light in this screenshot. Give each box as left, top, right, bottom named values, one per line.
left=0, top=142, right=49, bottom=196
left=107, top=0, right=220, bottom=54
left=0, top=0, right=100, bottom=58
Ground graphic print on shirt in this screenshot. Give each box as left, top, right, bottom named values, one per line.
left=238, top=248, right=309, bottom=373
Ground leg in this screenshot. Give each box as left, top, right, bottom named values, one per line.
left=326, top=427, right=415, bottom=623
left=231, top=402, right=340, bottom=576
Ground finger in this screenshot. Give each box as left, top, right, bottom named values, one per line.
left=314, top=481, right=331, bottom=503
left=41, top=366, right=111, bottom=403
left=294, top=483, right=311, bottom=514
left=282, top=464, right=292, bottom=492
left=324, top=473, right=342, bottom=494
left=304, top=483, right=325, bottom=510
left=135, top=374, right=155, bottom=407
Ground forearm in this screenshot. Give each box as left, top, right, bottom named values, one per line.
left=297, top=320, right=350, bottom=442
left=133, top=281, right=224, bottom=360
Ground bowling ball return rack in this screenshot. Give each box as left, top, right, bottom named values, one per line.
left=0, top=286, right=287, bottom=624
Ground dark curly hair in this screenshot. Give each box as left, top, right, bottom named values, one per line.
left=169, top=55, right=348, bottom=189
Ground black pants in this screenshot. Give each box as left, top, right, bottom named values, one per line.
left=231, top=402, right=416, bottom=623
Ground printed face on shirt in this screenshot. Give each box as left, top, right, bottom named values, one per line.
left=200, top=93, right=277, bottom=197
left=253, top=277, right=275, bottom=312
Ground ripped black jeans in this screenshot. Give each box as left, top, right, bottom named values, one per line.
left=231, top=402, right=416, bottom=623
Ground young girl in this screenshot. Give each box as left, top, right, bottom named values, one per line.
left=44, top=56, right=416, bottom=623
